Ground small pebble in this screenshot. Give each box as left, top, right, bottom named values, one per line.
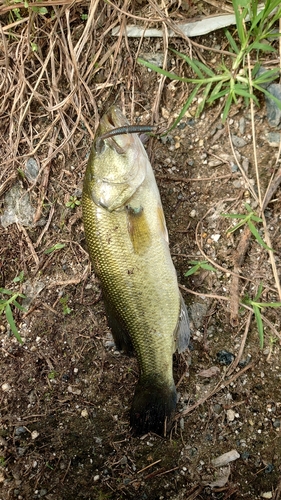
left=261, top=493, right=273, bottom=499
left=217, top=350, right=235, bottom=366
left=2, top=383, right=11, bottom=392
left=231, top=135, right=247, bottom=148
left=15, top=426, right=27, bottom=436
left=81, top=409, right=89, bottom=418
left=239, top=117, right=246, bottom=135
left=31, top=430, right=39, bottom=440
left=120, top=456, right=128, bottom=465
left=265, top=83, right=281, bottom=127
left=233, top=180, right=242, bottom=189
left=265, top=132, right=281, bottom=147
left=212, top=449, right=240, bottom=467
left=68, top=385, right=82, bottom=395
left=211, top=234, right=221, bottom=242
left=226, top=409, right=235, bottom=422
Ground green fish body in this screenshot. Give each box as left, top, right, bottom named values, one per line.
left=82, top=106, right=190, bottom=435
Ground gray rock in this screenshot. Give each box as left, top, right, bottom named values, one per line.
left=265, top=83, right=281, bottom=127
left=25, top=158, right=39, bottom=182
left=231, top=135, right=247, bottom=148
left=265, top=132, right=281, bottom=147
left=189, top=302, right=209, bottom=329
left=239, top=117, right=246, bottom=135
left=0, top=183, right=35, bottom=228
left=15, top=426, right=27, bottom=436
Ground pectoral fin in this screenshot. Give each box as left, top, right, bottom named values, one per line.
left=126, top=205, right=152, bottom=254
left=174, top=294, right=190, bottom=353
left=157, top=204, right=169, bottom=244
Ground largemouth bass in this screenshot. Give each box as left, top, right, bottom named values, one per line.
left=82, top=106, right=190, bottom=436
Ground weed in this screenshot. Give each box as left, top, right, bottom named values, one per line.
left=242, top=284, right=281, bottom=348
left=44, top=243, right=66, bottom=254
left=0, top=287, right=26, bottom=343
left=185, top=260, right=217, bottom=277
left=7, top=0, right=48, bottom=22
left=221, top=203, right=273, bottom=251
left=66, top=195, right=81, bottom=209
left=138, top=0, right=281, bottom=129
left=13, top=271, right=25, bottom=284
left=60, top=295, right=72, bottom=316
left=48, top=370, right=57, bottom=380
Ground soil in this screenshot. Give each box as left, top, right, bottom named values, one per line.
left=1, top=2, right=281, bottom=499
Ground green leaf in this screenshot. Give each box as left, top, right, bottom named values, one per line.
left=247, top=220, right=273, bottom=251
left=0, top=288, right=14, bottom=296
left=165, top=84, right=201, bottom=133
left=222, top=93, right=233, bottom=122
left=31, top=6, right=48, bottom=14
left=44, top=243, right=66, bottom=254
left=200, top=263, right=217, bottom=272
left=224, top=29, right=239, bottom=54
left=5, top=304, right=23, bottom=344
left=137, top=58, right=187, bottom=82
left=185, top=265, right=200, bottom=277
left=253, top=282, right=263, bottom=302
left=169, top=49, right=205, bottom=78
left=253, top=305, right=264, bottom=349
left=13, top=271, right=25, bottom=283
left=13, top=300, right=26, bottom=312
left=221, top=212, right=247, bottom=220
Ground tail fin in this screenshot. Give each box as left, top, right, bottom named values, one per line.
left=130, top=376, right=177, bottom=436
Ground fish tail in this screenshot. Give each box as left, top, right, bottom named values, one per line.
left=130, top=376, right=177, bottom=436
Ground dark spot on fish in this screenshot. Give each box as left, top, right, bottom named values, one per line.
left=126, top=205, right=143, bottom=216
left=127, top=268, right=134, bottom=275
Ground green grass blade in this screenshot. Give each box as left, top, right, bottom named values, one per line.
left=253, top=305, right=264, bottom=349
left=0, top=288, right=14, bottom=295
left=169, top=48, right=205, bottom=78
left=137, top=58, right=187, bottom=82
left=232, top=1, right=248, bottom=44
left=196, top=81, right=212, bottom=116
left=254, top=68, right=280, bottom=84
left=185, top=264, right=200, bottom=277
left=224, top=29, right=239, bottom=54
left=221, top=213, right=247, bottom=220
left=247, top=220, right=273, bottom=251
left=194, top=59, right=216, bottom=78
left=13, top=300, right=26, bottom=312
left=234, top=88, right=258, bottom=102
left=5, top=304, right=23, bottom=344
left=222, top=93, right=233, bottom=122
left=166, top=84, right=201, bottom=132
left=255, top=87, right=281, bottom=111
left=249, top=41, right=275, bottom=53
left=201, top=263, right=217, bottom=272
left=254, top=283, right=263, bottom=302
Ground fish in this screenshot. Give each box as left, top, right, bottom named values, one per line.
left=82, top=106, right=190, bottom=436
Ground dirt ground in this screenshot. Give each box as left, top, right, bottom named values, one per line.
left=1, top=1, right=281, bottom=499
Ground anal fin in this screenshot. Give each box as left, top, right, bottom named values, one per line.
left=104, top=297, right=134, bottom=354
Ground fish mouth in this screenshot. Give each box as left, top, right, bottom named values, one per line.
left=95, top=107, right=129, bottom=155
left=100, top=106, right=128, bottom=135
left=95, top=106, right=155, bottom=155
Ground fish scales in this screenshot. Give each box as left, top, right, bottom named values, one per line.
left=82, top=106, right=190, bottom=435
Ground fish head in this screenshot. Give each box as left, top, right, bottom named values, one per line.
left=84, top=106, right=148, bottom=211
